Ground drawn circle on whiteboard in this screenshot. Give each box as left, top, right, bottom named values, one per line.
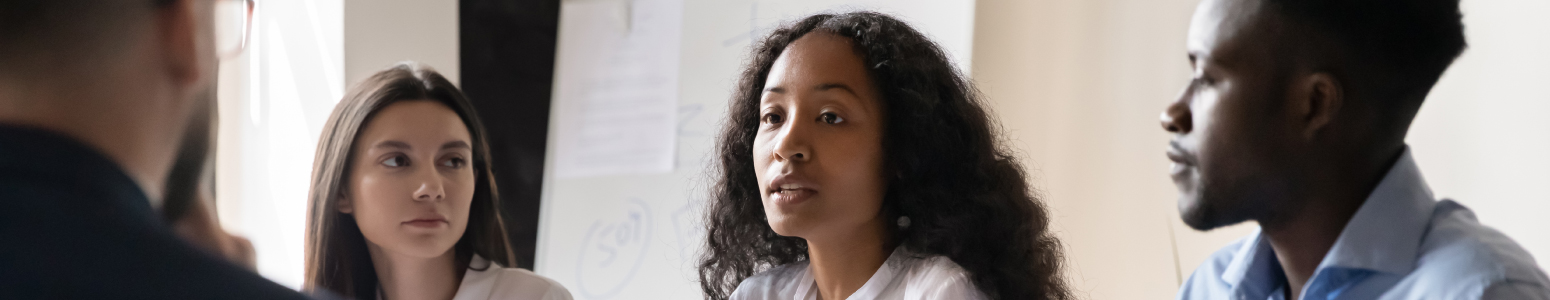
left=575, top=198, right=653, bottom=299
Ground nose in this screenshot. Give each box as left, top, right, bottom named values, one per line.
left=772, top=120, right=812, bottom=163
left=412, top=167, right=445, bottom=202
left=1162, top=84, right=1194, bottom=134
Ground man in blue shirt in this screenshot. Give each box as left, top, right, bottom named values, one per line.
left=1160, top=0, right=1550, bottom=299
left=0, top=0, right=311, bottom=298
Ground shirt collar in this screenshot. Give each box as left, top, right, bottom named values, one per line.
left=454, top=254, right=498, bottom=300
left=848, top=246, right=907, bottom=299
left=1319, top=147, right=1435, bottom=275
left=795, top=246, right=907, bottom=300
left=1220, top=147, right=1437, bottom=293
left=1221, top=232, right=1285, bottom=298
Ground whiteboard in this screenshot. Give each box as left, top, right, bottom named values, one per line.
left=535, top=1, right=976, bottom=299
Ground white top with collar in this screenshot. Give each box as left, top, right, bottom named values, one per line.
left=453, top=255, right=573, bottom=300
left=730, top=247, right=987, bottom=300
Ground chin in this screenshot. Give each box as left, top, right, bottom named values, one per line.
left=1178, top=201, right=1218, bottom=231
left=393, top=236, right=460, bottom=258
left=763, top=214, right=808, bottom=238
left=1178, top=193, right=1251, bottom=231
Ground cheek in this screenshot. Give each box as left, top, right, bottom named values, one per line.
left=1194, top=85, right=1273, bottom=192
left=351, top=173, right=409, bottom=232
left=751, top=135, right=774, bottom=192
left=822, top=132, right=888, bottom=215
left=446, top=170, right=476, bottom=225
left=1195, top=87, right=1242, bottom=160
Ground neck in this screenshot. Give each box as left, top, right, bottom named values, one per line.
left=1260, top=201, right=1358, bottom=300
left=367, top=244, right=463, bottom=300
left=805, top=217, right=894, bottom=300
left=1258, top=145, right=1403, bottom=300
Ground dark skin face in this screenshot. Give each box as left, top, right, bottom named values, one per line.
left=1164, top=0, right=1406, bottom=298
left=754, top=32, right=893, bottom=300
left=1163, top=0, right=1304, bottom=231
left=754, top=33, right=889, bottom=242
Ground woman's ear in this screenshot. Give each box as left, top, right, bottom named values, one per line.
left=335, top=192, right=354, bottom=214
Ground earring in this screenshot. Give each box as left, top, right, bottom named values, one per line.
left=897, top=216, right=911, bottom=228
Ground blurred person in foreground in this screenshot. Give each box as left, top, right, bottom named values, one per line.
left=0, top=0, right=310, bottom=298
left=162, top=81, right=256, bottom=270
left=1162, top=0, right=1550, bottom=299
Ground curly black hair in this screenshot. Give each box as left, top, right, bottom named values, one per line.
left=698, top=11, right=1070, bottom=300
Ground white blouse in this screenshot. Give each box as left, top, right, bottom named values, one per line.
left=729, top=247, right=988, bottom=300
left=453, top=255, right=573, bottom=300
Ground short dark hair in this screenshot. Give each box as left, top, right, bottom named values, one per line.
left=0, top=0, right=169, bottom=73
left=1264, top=0, right=1466, bottom=101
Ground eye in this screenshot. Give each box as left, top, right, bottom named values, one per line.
left=762, top=112, right=785, bottom=125
left=819, top=112, right=844, bottom=124
left=381, top=155, right=408, bottom=167
left=441, top=157, right=467, bottom=168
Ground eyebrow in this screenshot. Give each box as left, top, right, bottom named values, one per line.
left=763, top=83, right=859, bottom=97
left=441, top=141, right=471, bottom=151
left=815, top=83, right=859, bottom=98
left=372, top=140, right=470, bottom=151
left=374, top=141, right=411, bottom=150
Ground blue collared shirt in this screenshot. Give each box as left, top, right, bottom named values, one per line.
left=1177, top=148, right=1550, bottom=300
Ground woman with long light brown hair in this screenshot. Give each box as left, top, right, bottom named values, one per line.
left=303, top=62, right=570, bottom=300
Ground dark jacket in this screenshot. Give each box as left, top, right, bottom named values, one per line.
left=0, top=125, right=313, bottom=299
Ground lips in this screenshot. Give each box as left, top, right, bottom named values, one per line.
left=767, top=173, right=818, bottom=205
left=403, top=215, right=448, bottom=228
left=1166, top=145, right=1194, bottom=165
left=1167, top=141, right=1196, bottom=178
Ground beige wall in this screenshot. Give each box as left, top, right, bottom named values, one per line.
left=970, top=1, right=1255, bottom=298
left=972, top=0, right=1550, bottom=299
left=344, top=0, right=460, bottom=85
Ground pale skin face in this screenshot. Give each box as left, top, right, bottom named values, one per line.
left=754, top=32, right=889, bottom=242
left=339, top=100, right=476, bottom=262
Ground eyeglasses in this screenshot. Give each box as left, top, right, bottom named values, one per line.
left=214, top=0, right=254, bottom=59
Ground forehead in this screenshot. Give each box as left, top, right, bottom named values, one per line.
left=359, top=100, right=471, bottom=143
left=766, top=32, right=869, bottom=86
left=1188, top=0, right=1274, bottom=61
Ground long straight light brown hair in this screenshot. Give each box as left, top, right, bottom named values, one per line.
left=303, top=62, right=514, bottom=299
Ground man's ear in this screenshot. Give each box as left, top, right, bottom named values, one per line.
left=156, top=0, right=203, bottom=87
left=335, top=192, right=354, bottom=214
left=1290, top=73, right=1343, bottom=139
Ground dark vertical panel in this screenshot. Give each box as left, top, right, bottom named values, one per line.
left=460, top=0, right=560, bottom=269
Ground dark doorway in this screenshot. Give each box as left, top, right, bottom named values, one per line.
left=460, top=0, right=560, bottom=269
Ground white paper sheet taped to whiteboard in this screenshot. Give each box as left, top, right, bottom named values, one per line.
left=550, top=0, right=684, bottom=179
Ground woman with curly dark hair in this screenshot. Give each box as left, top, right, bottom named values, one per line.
left=698, top=11, right=1071, bottom=300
